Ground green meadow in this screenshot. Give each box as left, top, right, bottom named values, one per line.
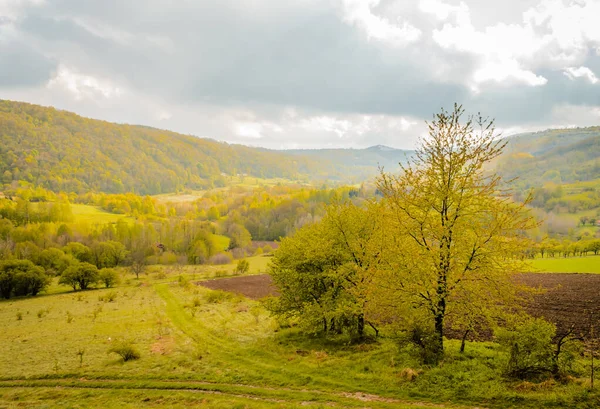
left=1, top=264, right=599, bottom=409
left=71, top=204, right=131, bottom=225
left=531, top=255, right=600, bottom=274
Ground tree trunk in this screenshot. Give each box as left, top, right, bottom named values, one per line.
left=357, top=314, right=365, bottom=339
left=434, top=310, right=445, bottom=359
left=460, top=329, right=470, bottom=353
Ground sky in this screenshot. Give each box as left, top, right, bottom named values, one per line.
left=1, top=0, right=599, bottom=149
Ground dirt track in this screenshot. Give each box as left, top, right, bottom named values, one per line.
left=199, top=273, right=600, bottom=338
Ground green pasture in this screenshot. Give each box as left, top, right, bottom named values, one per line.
left=71, top=204, right=131, bottom=225
left=1, top=264, right=599, bottom=408
left=531, top=255, right=600, bottom=273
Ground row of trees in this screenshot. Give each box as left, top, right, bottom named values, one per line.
left=269, top=106, right=536, bottom=362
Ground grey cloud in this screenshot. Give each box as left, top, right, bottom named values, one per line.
left=0, top=39, right=56, bottom=87
left=1, top=0, right=599, bottom=149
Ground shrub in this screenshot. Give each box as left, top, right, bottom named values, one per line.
left=209, top=252, right=233, bottom=265
left=398, top=323, right=441, bottom=365
left=99, top=291, right=118, bottom=302
left=98, top=268, right=120, bottom=288
left=108, top=340, right=140, bottom=362
left=496, top=318, right=555, bottom=380
left=0, top=259, right=50, bottom=298
left=59, top=262, right=100, bottom=290
left=204, top=289, right=234, bottom=304
left=235, top=259, right=250, bottom=275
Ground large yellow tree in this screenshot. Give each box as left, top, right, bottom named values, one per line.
left=376, top=105, right=535, bottom=359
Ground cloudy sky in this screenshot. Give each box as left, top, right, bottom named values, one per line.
left=1, top=0, right=599, bottom=149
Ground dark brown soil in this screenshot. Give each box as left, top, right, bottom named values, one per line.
left=518, top=273, right=600, bottom=338
left=199, top=273, right=600, bottom=338
left=199, top=274, right=279, bottom=299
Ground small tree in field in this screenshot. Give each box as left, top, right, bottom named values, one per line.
left=99, top=268, right=121, bottom=288
left=235, top=259, right=250, bottom=275
left=59, top=262, right=99, bottom=290
left=376, top=104, right=535, bottom=361
left=130, top=249, right=147, bottom=279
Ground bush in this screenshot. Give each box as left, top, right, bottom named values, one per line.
left=98, top=268, right=120, bottom=288
left=59, top=262, right=100, bottom=290
left=204, top=289, right=235, bottom=304
left=496, top=318, right=556, bottom=380
left=235, top=259, right=250, bottom=275
left=0, top=259, right=50, bottom=298
left=398, top=323, right=441, bottom=365
left=209, top=252, right=233, bottom=265
left=99, top=291, right=118, bottom=302
left=108, top=340, right=141, bottom=361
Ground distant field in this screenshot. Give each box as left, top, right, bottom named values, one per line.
left=71, top=204, right=131, bottom=224
left=531, top=255, right=600, bottom=273
left=245, top=254, right=272, bottom=273
left=153, top=177, right=309, bottom=203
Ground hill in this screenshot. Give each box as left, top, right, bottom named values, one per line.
left=0, top=100, right=414, bottom=194
left=0, top=100, right=327, bottom=194
left=497, top=127, right=600, bottom=190
left=286, top=144, right=414, bottom=180
left=1, top=99, right=598, bottom=196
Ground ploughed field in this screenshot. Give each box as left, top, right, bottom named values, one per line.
left=200, top=273, right=600, bottom=339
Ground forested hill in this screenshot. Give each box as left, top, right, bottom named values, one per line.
left=496, top=127, right=600, bottom=189
left=2, top=99, right=597, bottom=195
left=0, top=100, right=331, bottom=194
left=0, top=100, right=417, bottom=194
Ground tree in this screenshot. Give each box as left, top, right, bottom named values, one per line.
left=104, top=241, right=129, bottom=267
left=59, top=262, right=100, bottom=290
left=99, top=268, right=121, bottom=288
left=268, top=201, right=383, bottom=338
left=0, top=259, right=50, bottom=298
left=129, top=249, right=147, bottom=279
left=376, top=105, right=535, bottom=360
left=227, top=223, right=252, bottom=249
left=235, top=259, right=250, bottom=274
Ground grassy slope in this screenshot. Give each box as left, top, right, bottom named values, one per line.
left=71, top=204, right=131, bottom=225
left=531, top=255, right=600, bottom=273
left=1, top=267, right=599, bottom=408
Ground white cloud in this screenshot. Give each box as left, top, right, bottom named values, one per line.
left=563, top=66, right=599, bottom=84
left=299, top=115, right=353, bottom=137
left=47, top=65, right=123, bottom=100
left=419, top=0, right=469, bottom=22
left=157, top=110, right=172, bottom=121
left=431, top=2, right=550, bottom=89
left=429, top=0, right=600, bottom=91
left=233, top=120, right=283, bottom=139
left=341, top=0, right=421, bottom=46
left=0, top=0, right=44, bottom=18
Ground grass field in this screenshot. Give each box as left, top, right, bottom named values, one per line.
left=1, top=265, right=599, bottom=408
left=153, top=177, right=309, bottom=204
left=531, top=255, right=600, bottom=273
left=71, top=204, right=131, bottom=225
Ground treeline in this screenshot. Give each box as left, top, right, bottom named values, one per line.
left=0, top=182, right=372, bottom=299
left=534, top=238, right=600, bottom=258
left=529, top=181, right=600, bottom=214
